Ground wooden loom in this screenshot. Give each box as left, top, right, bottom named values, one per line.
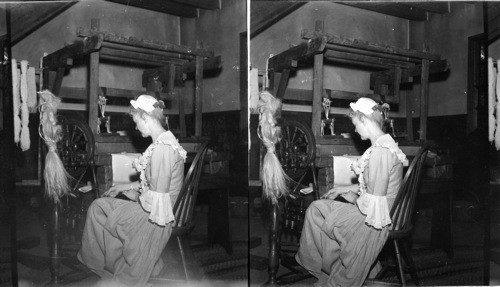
left=267, top=20, right=449, bottom=167
left=40, top=18, right=221, bottom=284
left=263, top=20, right=449, bottom=285
left=41, top=18, right=221, bottom=140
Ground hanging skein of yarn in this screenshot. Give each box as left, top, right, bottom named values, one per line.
left=38, top=90, right=70, bottom=204
left=257, top=91, right=289, bottom=204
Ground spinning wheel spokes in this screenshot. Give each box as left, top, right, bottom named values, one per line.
left=277, top=120, right=316, bottom=181
left=57, top=118, right=95, bottom=180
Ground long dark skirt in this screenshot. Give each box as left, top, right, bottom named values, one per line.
left=78, top=197, right=171, bottom=287
left=296, top=199, right=388, bottom=287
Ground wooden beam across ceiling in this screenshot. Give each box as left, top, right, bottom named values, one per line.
left=9, top=1, right=77, bottom=45
left=106, top=0, right=199, bottom=18
left=399, top=2, right=450, bottom=14
left=340, top=2, right=429, bottom=21
left=487, top=2, right=500, bottom=43
left=170, top=0, right=221, bottom=10
left=250, top=1, right=306, bottom=38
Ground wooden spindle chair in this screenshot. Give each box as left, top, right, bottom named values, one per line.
left=150, top=140, right=209, bottom=283
left=374, top=144, right=430, bottom=286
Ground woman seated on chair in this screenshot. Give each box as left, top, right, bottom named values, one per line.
left=295, top=97, right=407, bottom=286
left=78, top=95, right=187, bottom=287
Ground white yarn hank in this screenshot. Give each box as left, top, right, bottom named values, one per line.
left=27, top=67, right=37, bottom=112
left=495, top=59, right=500, bottom=150
left=12, top=59, right=21, bottom=144
left=489, top=58, right=497, bottom=143
left=20, top=60, right=30, bottom=151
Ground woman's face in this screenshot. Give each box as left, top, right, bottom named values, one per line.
left=132, top=113, right=150, bottom=137
left=352, top=116, right=369, bottom=140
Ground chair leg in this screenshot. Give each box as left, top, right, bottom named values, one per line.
left=177, top=236, right=189, bottom=280
left=176, top=235, right=203, bottom=281
left=393, top=240, right=406, bottom=287
left=401, top=240, right=420, bottom=286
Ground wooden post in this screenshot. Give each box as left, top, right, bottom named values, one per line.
left=275, top=69, right=291, bottom=100
left=406, top=92, right=414, bottom=141
left=312, top=21, right=324, bottom=137
left=269, top=71, right=279, bottom=96
left=265, top=202, right=280, bottom=286
left=392, top=66, right=402, bottom=103
left=48, top=202, right=61, bottom=284
left=312, top=55, right=324, bottom=137
left=52, top=67, right=66, bottom=96
left=419, top=59, right=430, bottom=141
left=240, top=32, right=248, bottom=134
left=89, top=19, right=100, bottom=135
left=42, top=72, right=62, bottom=287
left=42, top=68, right=50, bottom=90
left=265, top=65, right=280, bottom=286
left=194, top=41, right=203, bottom=137
left=166, top=64, right=180, bottom=135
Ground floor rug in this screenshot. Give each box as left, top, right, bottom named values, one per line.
left=193, top=241, right=248, bottom=284
left=279, top=246, right=485, bottom=286
left=377, top=246, right=484, bottom=286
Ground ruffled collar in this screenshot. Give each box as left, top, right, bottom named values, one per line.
left=134, top=131, right=187, bottom=193
left=352, top=134, right=406, bottom=195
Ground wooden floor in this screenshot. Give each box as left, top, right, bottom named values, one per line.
left=2, top=189, right=250, bottom=287
left=249, top=198, right=500, bottom=286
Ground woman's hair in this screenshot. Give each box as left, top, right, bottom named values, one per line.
left=348, top=104, right=389, bottom=132
left=129, top=100, right=169, bottom=130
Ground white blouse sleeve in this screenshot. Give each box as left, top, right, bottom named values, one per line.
left=356, top=193, right=391, bottom=229
left=356, top=147, right=394, bottom=229
left=139, top=144, right=177, bottom=226
left=139, top=190, right=175, bottom=226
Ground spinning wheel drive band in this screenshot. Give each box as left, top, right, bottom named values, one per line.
left=57, top=117, right=95, bottom=179
left=276, top=120, right=316, bottom=181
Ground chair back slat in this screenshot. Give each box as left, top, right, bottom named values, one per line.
left=390, top=145, right=430, bottom=231
left=173, top=141, right=209, bottom=229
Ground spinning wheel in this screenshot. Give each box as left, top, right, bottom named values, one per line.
left=275, top=120, right=317, bottom=243
left=56, top=118, right=97, bottom=242
left=276, top=120, right=316, bottom=181
left=269, top=120, right=318, bottom=284
left=57, top=117, right=95, bottom=187
left=42, top=117, right=98, bottom=284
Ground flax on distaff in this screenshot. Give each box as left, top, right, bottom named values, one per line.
left=257, top=91, right=290, bottom=204
left=38, top=90, right=71, bottom=204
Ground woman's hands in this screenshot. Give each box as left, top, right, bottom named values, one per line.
left=340, top=191, right=359, bottom=204
left=121, top=189, right=140, bottom=201
left=321, top=184, right=359, bottom=203
left=103, top=183, right=140, bottom=201
left=103, top=184, right=127, bottom=197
